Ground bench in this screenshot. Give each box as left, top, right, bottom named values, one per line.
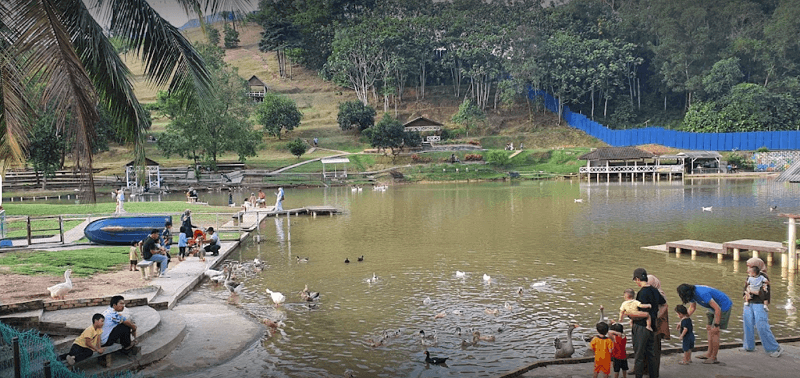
left=70, top=344, right=122, bottom=369
left=137, top=260, right=156, bottom=280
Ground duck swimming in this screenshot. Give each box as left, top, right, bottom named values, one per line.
left=265, top=288, right=286, bottom=307
left=344, top=258, right=350, bottom=263
left=424, top=351, right=448, bottom=365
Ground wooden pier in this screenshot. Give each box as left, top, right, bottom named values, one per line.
left=723, top=239, right=787, bottom=267
left=649, top=238, right=794, bottom=267
left=665, top=240, right=726, bottom=263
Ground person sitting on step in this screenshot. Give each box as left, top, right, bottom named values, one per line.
left=59, top=313, right=105, bottom=366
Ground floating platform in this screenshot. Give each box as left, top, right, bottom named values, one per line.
left=264, top=206, right=341, bottom=217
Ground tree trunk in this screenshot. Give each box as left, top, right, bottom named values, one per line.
left=591, top=88, right=595, bottom=120
left=604, top=97, right=608, bottom=118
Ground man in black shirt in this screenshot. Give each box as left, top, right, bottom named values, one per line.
left=629, top=268, right=666, bottom=378
left=142, top=229, right=169, bottom=277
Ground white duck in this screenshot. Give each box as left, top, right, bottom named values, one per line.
left=483, top=274, right=491, bottom=282
left=47, top=269, right=73, bottom=300
left=204, top=268, right=224, bottom=278
left=455, top=271, right=466, bottom=278
left=266, top=288, right=286, bottom=307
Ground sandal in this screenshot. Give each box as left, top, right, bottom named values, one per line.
left=701, top=359, right=719, bottom=364
left=678, top=361, right=691, bottom=365
left=695, top=355, right=709, bottom=360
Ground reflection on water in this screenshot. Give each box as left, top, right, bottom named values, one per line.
left=185, top=179, right=798, bottom=377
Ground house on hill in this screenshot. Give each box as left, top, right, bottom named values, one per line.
left=246, top=75, right=268, bottom=102
left=403, top=116, right=443, bottom=144
left=578, top=147, right=684, bottom=182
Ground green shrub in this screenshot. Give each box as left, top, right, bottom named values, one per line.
left=757, top=146, right=769, bottom=153
left=486, top=150, right=510, bottom=166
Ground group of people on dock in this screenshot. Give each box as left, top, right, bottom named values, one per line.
left=127, top=210, right=221, bottom=278
left=590, top=262, right=781, bottom=378
left=242, top=187, right=284, bottom=211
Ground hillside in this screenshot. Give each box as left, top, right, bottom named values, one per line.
left=93, top=21, right=602, bottom=175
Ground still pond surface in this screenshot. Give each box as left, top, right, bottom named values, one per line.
left=178, top=178, right=797, bottom=377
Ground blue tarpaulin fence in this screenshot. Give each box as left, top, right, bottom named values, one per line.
left=528, top=89, right=799, bottom=151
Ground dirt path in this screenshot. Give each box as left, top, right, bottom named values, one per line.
left=0, top=258, right=194, bottom=304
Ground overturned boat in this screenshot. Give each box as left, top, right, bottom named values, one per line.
left=84, top=216, right=172, bottom=245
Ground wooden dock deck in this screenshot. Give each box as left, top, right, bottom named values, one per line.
left=723, top=239, right=787, bottom=266
left=665, top=240, right=726, bottom=262
left=652, top=238, right=793, bottom=266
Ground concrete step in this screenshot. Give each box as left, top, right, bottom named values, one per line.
left=0, top=309, right=43, bottom=322
left=44, top=305, right=161, bottom=353
left=77, top=309, right=187, bottom=375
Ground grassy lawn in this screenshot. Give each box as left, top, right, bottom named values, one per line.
left=3, top=201, right=238, bottom=217
left=0, top=246, right=129, bottom=276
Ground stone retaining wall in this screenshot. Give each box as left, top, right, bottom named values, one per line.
left=753, top=151, right=800, bottom=172
left=0, top=296, right=149, bottom=316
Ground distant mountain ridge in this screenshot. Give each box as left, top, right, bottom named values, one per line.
left=178, top=11, right=256, bottom=31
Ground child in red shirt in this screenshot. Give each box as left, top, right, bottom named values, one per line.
left=591, top=322, right=614, bottom=378
left=608, top=322, right=629, bottom=378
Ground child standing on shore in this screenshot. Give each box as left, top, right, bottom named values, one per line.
left=591, top=322, right=614, bottom=378
left=676, top=304, right=695, bottom=365
left=744, top=265, right=768, bottom=307
left=608, top=322, right=629, bottom=378
left=619, top=288, right=653, bottom=331
left=178, top=226, right=188, bottom=261
left=129, top=241, right=139, bottom=271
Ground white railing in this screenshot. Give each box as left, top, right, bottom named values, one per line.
left=579, top=165, right=684, bottom=174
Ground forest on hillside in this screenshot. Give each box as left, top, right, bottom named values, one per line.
left=251, top=0, right=800, bottom=132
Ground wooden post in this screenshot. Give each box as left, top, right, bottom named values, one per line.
left=789, top=218, right=797, bottom=273
left=26, top=216, right=31, bottom=246
left=675, top=247, right=681, bottom=257
left=717, top=253, right=723, bottom=263
left=752, top=250, right=759, bottom=259
left=13, top=336, right=20, bottom=378
left=691, top=249, right=697, bottom=260
left=43, top=360, right=51, bottom=378
left=733, top=248, right=740, bottom=261
left=767, top=252, right=774, bottom=266
left=215, top=213, right=219, bottom=232
left=59, top=216, right=64, bottom=244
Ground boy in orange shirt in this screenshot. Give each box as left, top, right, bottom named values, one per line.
left=591, top=322, right=614, bottom=378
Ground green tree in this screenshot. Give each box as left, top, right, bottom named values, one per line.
left=337, top=101, right=376, bottom=131
left=0, top=0, right=231, bottom=202
left=256, top=93, right=303, bottom=139
left=451, top=98, right=486, bottom=137
left=287, top=138, right=308, bottom=158
left=224, top=23, right=240, bottom=48
left=363, top=114, right=420, bottom=159
left=157, top=44, right=260, bottom=168
left=207, top=28, right=220, bottom=46
left=27, top=109, right=65, bottom=189
left=702, top=57, right=743, bottom=101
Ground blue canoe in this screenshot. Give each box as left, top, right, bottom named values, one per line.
left=84, top=216, right=172, bottom=245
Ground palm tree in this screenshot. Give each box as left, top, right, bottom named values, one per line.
left=0, top=0, right=249, bottom=202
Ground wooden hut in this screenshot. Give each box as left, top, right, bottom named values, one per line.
left=578, top=147, right=683, bottom=182
left=246, top=75, right=268, bottom=102
left=403, top=117, right=443, bottom=144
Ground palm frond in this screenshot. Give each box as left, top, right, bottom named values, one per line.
left=59, top=0, right=147, bottom=144
left=97, top=0, right=212, bottom=99
left=176, top=0, right=254, bottom=19
left=14, top=0, right=100, bottom=202
left=0, top=50, right=30, bottom=165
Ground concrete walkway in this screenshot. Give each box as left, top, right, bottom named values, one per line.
left=509, top=340, right=800, bottom=378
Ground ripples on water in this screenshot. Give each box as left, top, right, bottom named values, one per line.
left=184, top=179, right=799, bottom=377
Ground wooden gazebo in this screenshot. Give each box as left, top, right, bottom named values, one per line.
left=125, top=158, right=161, bottom=189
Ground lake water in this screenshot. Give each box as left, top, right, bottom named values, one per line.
left=160, top=179, right=798, bottom=377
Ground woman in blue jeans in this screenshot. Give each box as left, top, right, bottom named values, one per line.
left=742, top=257, right=782, bottom=357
